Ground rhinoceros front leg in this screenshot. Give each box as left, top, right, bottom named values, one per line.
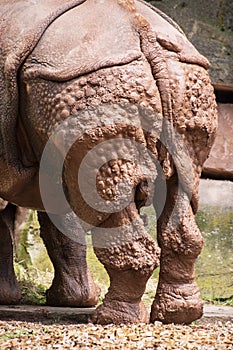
left=91, top=203, right=160, bottom=325
left=0, top=203, right=21, bottom=304
left=150, top=174, right=204, bottom=324
left=38, top=211, right=100, bottom=307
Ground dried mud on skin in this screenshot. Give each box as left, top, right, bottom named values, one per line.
left=0, top=320, right=232, bottom=349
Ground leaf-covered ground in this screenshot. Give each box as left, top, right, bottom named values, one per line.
left=0, top=320, right=232, bottom=349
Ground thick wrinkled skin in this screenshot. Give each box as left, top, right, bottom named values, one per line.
left=0, top=0, right=218, bottom=324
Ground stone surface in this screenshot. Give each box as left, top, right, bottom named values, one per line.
left=199, top=178, right=233, bottom=207
left=0, top=305, right=94, bottom=323
left=203, top=103, right=233, bottom=179
left=0, top=304, right=232, bottom=322
left=204, top=304, right=233, bottom=319
left=148, top=0, right=233, bottom=88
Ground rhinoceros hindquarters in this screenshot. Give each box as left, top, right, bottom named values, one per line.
left=11, top=0, right=218, bottom=325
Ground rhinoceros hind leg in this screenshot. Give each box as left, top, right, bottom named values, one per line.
left=150, top=280, right=203, bottom=325
left=91, top=204, right=160, bottom=325
left=0, top=204, right=21, bottom=304
left=150, top=175, right=204, bottom=324
left=92, top=289, right=149, bottom=325
left=38, top=212, right=100, bottom=307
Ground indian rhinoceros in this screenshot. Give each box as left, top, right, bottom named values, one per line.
left=0, top=0, right=218, bottom=324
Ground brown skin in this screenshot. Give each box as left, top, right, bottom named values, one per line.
left=149, top=59, right=217, bottom=324
left=152, top=175, right=204, bottom=324
left=0, top=0, right=218, bottom=324
left=38, top=211, right=100, bottom=307
left=91, top=203, right=160, bottom=324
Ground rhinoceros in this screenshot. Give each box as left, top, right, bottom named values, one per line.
left=0, top=0, right=217, bottom=324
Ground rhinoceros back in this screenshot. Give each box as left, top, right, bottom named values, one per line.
left=21, top=0, right=209, bottom=82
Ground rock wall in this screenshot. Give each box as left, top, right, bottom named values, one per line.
left=147, top=0, right=233, bottom=88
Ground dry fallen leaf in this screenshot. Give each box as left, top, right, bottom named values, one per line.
left=0, top=320, right=232, bottom=349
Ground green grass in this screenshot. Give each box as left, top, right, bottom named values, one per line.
left=18, top=279, right=46, bottom=305
left=195, top=205, right=233, bottom=304
left=0, top=329, right=35, bottom=340
left=202, top=295, right=233, bottom=306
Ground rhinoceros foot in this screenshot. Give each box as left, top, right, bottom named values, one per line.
left=0, top=278, right=21, bottom=305
left=150, top=281, right=203, bottom=325
left=45, top=269, right=100, bottom=307
left=92, top=300, right=149, bottom=325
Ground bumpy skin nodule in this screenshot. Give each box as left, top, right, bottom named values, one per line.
left=0, top=0, right=218, bottom=325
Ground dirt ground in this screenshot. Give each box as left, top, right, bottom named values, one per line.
left=0, top=319, right=232, bottom=349
left=0, top=305, right=232, bottom=349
